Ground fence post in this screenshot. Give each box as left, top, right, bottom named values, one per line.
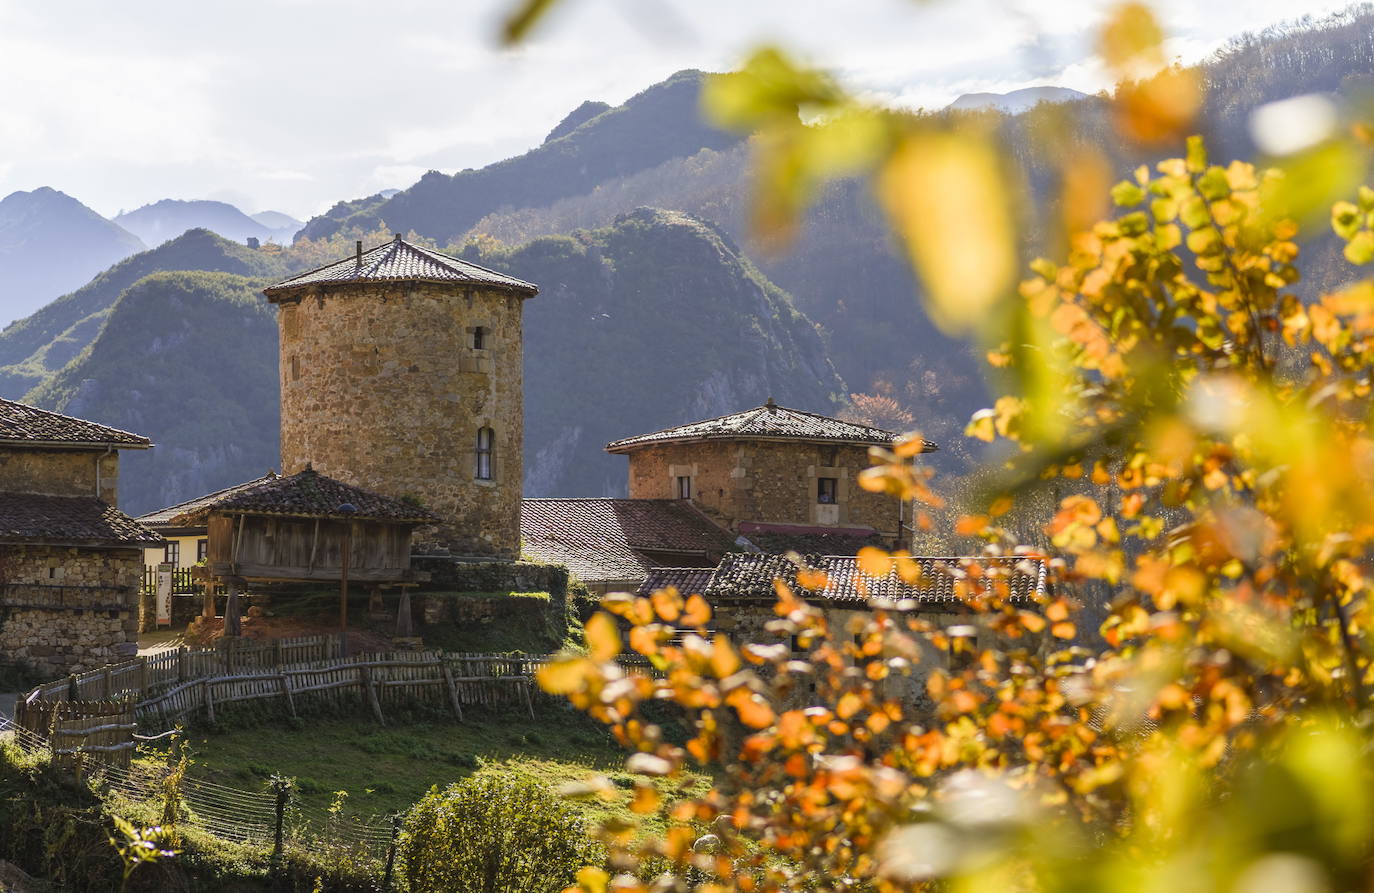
left=137, top=655, right=148, bottom=697
left=177, top=646, right=188, bottom=683
left=383, top=813, right=401, bottom=891
left=360, top=666, right=385, bottom=725
left=271, top=776, right=292, bottom=874
left=67, top=674, right=79, bottom=701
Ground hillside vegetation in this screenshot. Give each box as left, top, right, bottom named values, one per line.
left=0, top=229, right=292, bottom=398
left=28, top=271, right=281, bottom=515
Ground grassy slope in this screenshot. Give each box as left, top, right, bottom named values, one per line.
left=150, top=710, right=706, bottom=835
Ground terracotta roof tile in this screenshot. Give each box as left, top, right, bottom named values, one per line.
left=264, top=235, right=538, bottom=298
left=700, top=553, right=1049, bottom=606
left=0, top=399, right=150, bottom=448
left=167, top=467, right=441, bottom=526
left=606, top=399, right=931, bottom=452
left=521, top=498, right=736, bottom=586
left=0, top=492, right=162, bottom=547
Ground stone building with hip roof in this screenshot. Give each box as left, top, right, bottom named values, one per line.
left=605, top=398, right=936, bottom=553
left=0, top=398, right=161, bottom=676
left=263, top=234, right=538, bottom=560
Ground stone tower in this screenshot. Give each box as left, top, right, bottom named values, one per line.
left=263, top=235, right=538, bottom=558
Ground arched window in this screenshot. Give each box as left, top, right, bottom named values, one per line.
left=475, top=427, right=494, bottom=480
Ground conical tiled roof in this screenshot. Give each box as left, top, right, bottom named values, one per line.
left=605, top=399, right=934, bottom=452
left=264, top=234, right=538, bottom=299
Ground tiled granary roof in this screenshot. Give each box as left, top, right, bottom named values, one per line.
left=736, top=521, right=891, bottom=556
left=521, top=498, right=737, bottom=586
left=605, top=399, right=933, bottom=452
left=0, top=493, right=162, bottom=547
left=264, top=234, right=538, bottom=298
left=168, top=467, right=441, bottom=526
left=636, top=566, right=716, bottom=597
left=0, top=398, right=150, bottom=448
left=137, top=473, right=281, bottom=528
left=688, top=553, right=1048, bottom=606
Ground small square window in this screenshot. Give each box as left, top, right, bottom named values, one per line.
left=817, top=477, right=838, bottom=504
left=676, top=476, right=692, bottom=499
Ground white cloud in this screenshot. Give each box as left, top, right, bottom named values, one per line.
left=0, top=0, right=1355, bottom=220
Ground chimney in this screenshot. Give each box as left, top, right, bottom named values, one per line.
left=765, top=396, right=776, bottom=410
left=355, top=240, right=362, bottom=264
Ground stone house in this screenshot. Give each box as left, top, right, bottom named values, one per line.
left=0, top=398, right=162, bottom=676
left=264, top=234, right=538, bottom=559
left=605, top=398, right=935, bottom=552
left=520, top=498, right=738, bottom=593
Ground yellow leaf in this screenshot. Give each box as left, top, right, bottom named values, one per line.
left=879, top=131, right=1017, bottom=334
left=576, top=867, right=610, bottom=893
left=585, top=613, right=622, bottom=662
left=857, top=546, right=890, bottom=577
left=537, top=655, right=591, bottom=695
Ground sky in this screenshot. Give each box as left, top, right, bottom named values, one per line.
left=0, top=0, right=1356, bottom=222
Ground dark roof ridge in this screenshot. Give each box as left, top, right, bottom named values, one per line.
left=605, top=400, right=919, bottom=452
left=168, top=466, right=441, bottom=525
left=137, top=471, right=279, bottom=526
left=0, top=398, right=151, bottom=448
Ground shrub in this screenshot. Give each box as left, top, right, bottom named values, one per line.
left=400, top=775, right=597, bottom=893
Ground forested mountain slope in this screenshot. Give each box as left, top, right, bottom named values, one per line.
left=0, top=229, right=292, bottom=398
left=26, top=271, right=282, bottom=515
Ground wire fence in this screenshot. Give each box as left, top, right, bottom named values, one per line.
left=1, top=715, right=396, bottom=862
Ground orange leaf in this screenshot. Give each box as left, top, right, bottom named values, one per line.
left=629, top=784, right=661, bottom=815
left=681, top=593, right=712, bottom=627
left=857, top=546, right=891, bottom=577
left=650, top=587, right=683, bottom=622
left=586, top=613, right=622, bottom=662
left=710, top=635, right=741, bottom=678
left=1051, top=621, right=1077, bottom=639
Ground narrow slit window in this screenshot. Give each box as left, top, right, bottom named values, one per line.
left=677, top=475, right=692, bottom=499
left=476, top=426, right=494, bottom=480
left=473, top=327, right=486, bottom=350
left=818, top=477, right=838, bottom=504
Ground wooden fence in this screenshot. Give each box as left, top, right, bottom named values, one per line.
left=16, top=635, right=545, bottom=742
left=142, top=565, right=201, bottom=595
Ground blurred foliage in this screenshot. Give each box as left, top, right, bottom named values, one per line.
left=502, top=1, right=1374, bottom=891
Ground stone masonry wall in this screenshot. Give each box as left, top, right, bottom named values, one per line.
left=0, top=544, right=142, bottom=678
left=626, top=440, right=900, bottom=540
left=0, top=447, right=119, bottom=502
left=276, top=282, right=526, bottom=558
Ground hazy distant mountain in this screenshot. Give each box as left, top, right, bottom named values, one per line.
left=296, top=70, right=741, bottom=243
left=114, top=199, right=297, bottom=247
left=249, top=210, right=304, bottom=237
left=0, top=228, right=291, bottom=398
left=0, top=188, right=145, bottom=328
left=947, top=86, right=1089, bottom=113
